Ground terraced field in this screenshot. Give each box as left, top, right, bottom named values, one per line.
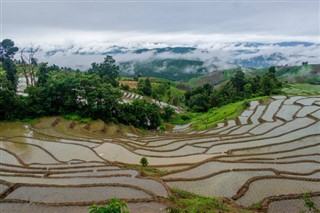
left=122, top=91, right=183, bottom=113
left=0, top=95, right=319, bottom=212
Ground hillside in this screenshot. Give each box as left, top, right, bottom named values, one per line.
left=186, top=64, right=320, bottom=87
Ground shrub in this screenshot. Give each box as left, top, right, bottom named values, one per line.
left=301, top=193, right=319, bottom=212
left=242, top=101, right=250, bottom=109
left=180, top=115, right=190, bottom=121
left=140, top=157, right=148, bottom=167
left=88, top=198, right=129, bottom=213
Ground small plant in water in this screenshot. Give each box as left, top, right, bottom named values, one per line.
left=140, top=157, right=149, bottom=167
left=89, top=198, right=129, bottom=213
left=300, top=193, right=319, bottom=213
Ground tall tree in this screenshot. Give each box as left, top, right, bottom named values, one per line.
left=20, top=46, right=40, bottom=87
left=88, top=55, right=119, bottom=87
left=37, top=63, right=50, bottom=86
left=0, top=39, right=19, bottom=91
left=230, top=69, right=246, bottom=93
left=0, top=39, right=19, bottom=59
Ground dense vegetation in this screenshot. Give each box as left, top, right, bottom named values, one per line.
left=121, top=77, right=185, bottom=107
left=185, top=67, right=282, bottom=112
left=186, top=64, right=320, bottom=88
left=0, top=38, right=292, bottom=129
left=0, top=39, right=170, bottom=129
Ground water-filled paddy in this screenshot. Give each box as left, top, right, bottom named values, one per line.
left=1, top=96, right=319, bottom=211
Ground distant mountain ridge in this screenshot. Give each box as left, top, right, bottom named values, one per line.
left=33, top=41, right=319, bottom=81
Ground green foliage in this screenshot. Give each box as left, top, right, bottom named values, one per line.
left=231, top=69, right=246, bottom=92
left=185, top=83, right=212, bottom=112
left=88, top=55, right=119, bottom=87
left=120, top=84, right=130, bottom=91
left=37, top=63, right=50, bottom=87
left=0, top=69, right=163, bottom=129
left=168, top=113, right=198, bottom=125
left=167, top=188, right=229, bottom=213
left=0, top=39, right=19, bottom=91
left=282, top=84, right=320, bottom=96
left=188, top=97, right=266, bottom=131
left=124, top=165, right=167, bottom=176
left=185, top=67, right=282, bottom=113
left=300, top=193, right=319, bottom=213
left=249, top=201, right=263, bottom=210
left=242, top=100, right=250, bottom=109
left=89, top=198, right=129, bottom=213
left=140, top=157, right=148, bottom=167
left=2, top=58, right=18, bottom=91
left=0, top=89, right=24, bottom=120
left=0, top=39, right=19, bottom=59
left=63, top=114, right=92, bottom=123
left=137, top=78, right=152, bottom=96
left=117, top=99, right=161, bottom=129
left=161, top=106, right=176, bottom=121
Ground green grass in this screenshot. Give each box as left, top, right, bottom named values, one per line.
left=249, top=201, right=263, bottom=210
left=167, top=188, right=229, bottom=213
left=63, top=114, right=92, bottom=123
left=169, top=112, right=200, bottom=125
left=2, top=118, right=40, bottom=124
left=282, top=84, right=320, bottom=96
left=188, top=97, right=268, bottom=131
left=161, top=86, right=185, bottom=105
left=124, top=165, right=167, bottom=176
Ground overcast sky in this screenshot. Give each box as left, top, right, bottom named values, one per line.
left=1, top=0, right=319, bottom=47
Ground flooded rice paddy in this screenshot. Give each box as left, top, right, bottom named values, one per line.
left=0, top=95, right=319, bottom=212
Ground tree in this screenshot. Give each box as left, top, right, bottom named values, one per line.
left=140, top=157, right=148, bottom=167
left=0, top=89, right=22, bottom=120
left=268, top=66, right=276, bottom=74
left=152, top=83, right=166, bottom=98
left=230, top=69, right=246, bottom=93
left=2, top=59, right=18, bottom=91
left=117, top=99, right=161, bottom=129
left=0, top=39, right=19, bottom=59
left=188, top=93, right=210, bottom=112
left=37, top=63, right=50, bottom=86
left=161, top=106, right=175, bottom=121
left=0, top=39, right=19, bottom=91
left=0, top=67, right=10, bottom=89
left=88, top=55, right=119, bottom=87
left=138, top=78, right=152, bottom=96
left=20, top=46, right=40, bottom=87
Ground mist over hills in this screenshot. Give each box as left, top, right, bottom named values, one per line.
left=33, top=41, right=319, bottom=81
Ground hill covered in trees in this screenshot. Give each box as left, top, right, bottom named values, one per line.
left=186, top=64, right=320, bottom=88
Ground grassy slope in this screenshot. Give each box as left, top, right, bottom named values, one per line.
left=282, top=83, right=320, bottom=96
left=161, top=86, right=185, bottom=104
left=190, top=98, right=266, bottom=131
left=170, top=97, right=268, bottom=131
left=276, top=64, right=320, bottom=84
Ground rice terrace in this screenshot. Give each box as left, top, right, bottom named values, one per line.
left=1, top=93, right=319, bottom=212
left=1, top=1, right=320, bottom=212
